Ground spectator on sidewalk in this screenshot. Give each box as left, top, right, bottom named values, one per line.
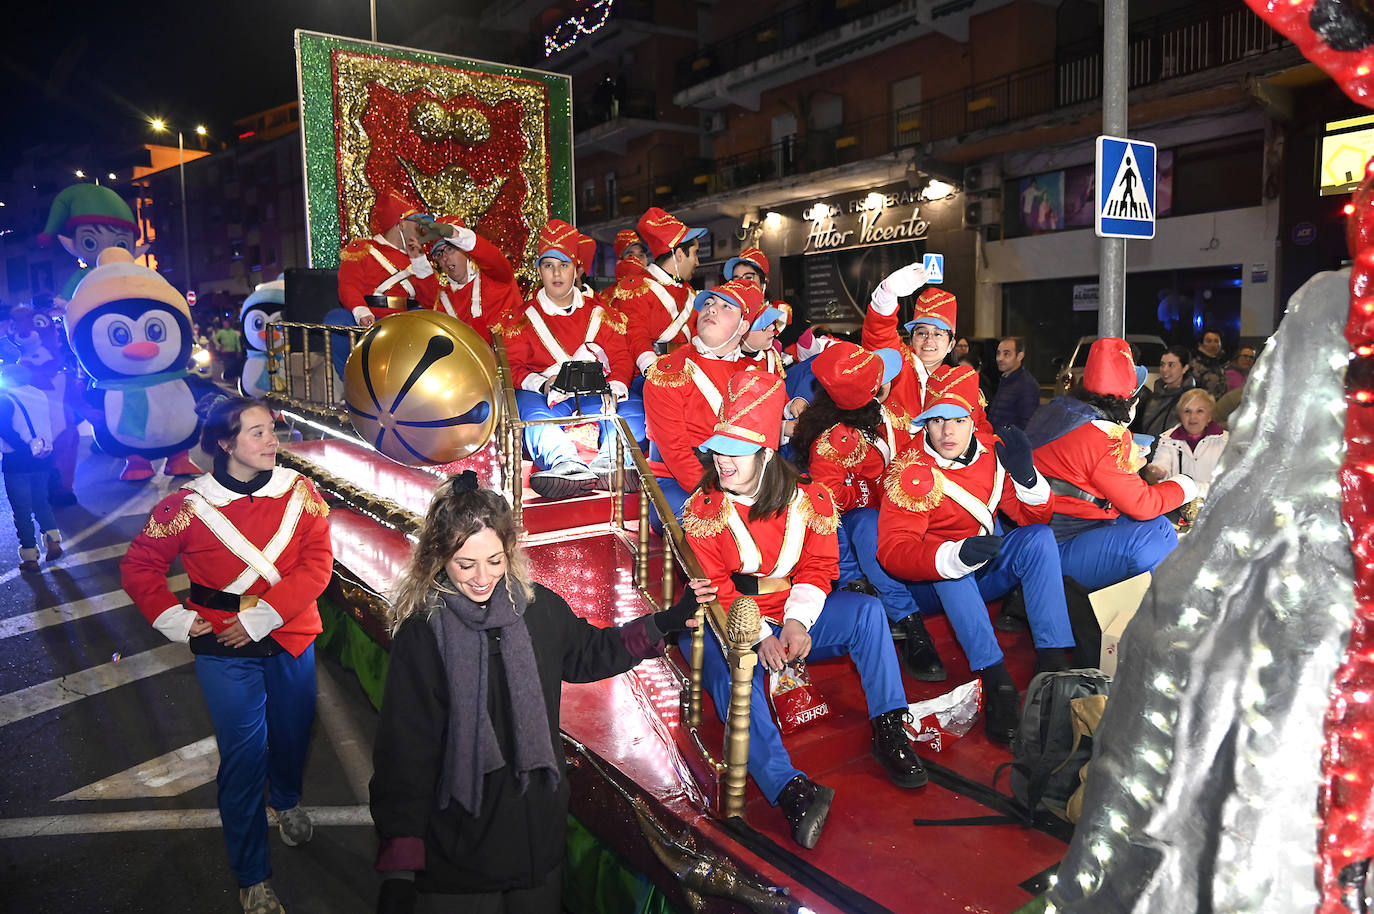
left=986, top=337, right=1039, bottom=429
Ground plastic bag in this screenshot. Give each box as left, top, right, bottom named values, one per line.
left=903, top=680, right=984, bottom=752
left=769, top=659, right=831, bottom=734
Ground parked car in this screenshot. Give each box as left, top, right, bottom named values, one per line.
left=1055, top=334, right=1169, bottom=393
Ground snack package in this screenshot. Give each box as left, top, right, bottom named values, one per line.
left=903, top=680, right=984, bottom=752
left=769, top=659, right=831, bottom=734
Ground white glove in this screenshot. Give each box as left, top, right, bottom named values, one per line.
left=610, top=380, right=629, bottom=401
left=409, top=255, right=434, bottom=279
left=452, top=226, right=478, bottom=252
left=871, top=263, right=928, bottom=314
left=351, top=306, right=376, bottom=326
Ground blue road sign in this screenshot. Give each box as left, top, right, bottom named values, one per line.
left=922, top=252, right=944, bottom=284
left=1096, top=136, right=1157, bottom=239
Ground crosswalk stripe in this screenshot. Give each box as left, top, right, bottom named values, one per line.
left=0, top=804, right=374, bottom=838
left=56, top=736, right=219, bottom=801
left=0, top=574, right=189, bottom=641
left=0, top=642, right=193, bottom=728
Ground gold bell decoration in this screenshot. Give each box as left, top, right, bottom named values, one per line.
left=344, top=311, right=501, bottom=466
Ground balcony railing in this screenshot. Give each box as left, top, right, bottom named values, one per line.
left=675, top=0, right=907, bottom=90
left=574, top=87, right=659, bottom=134
left=598, top=0, right=1285, bottom=218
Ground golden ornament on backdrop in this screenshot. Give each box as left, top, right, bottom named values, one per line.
left=407, top=101, right=493, bottom=145
left=345, top=311, right=500, bottom=467
left=450, top=107, right=491, bottom=145
left=399, top=158, right=506, bottom=228
left=408, top=100, right=452, bottom=142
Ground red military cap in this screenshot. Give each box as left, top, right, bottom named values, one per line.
left=692, top=277, right=764, bottom=316
left=613, top=229, right=645, bottom=258
left=371, top=191, right=425, bottom=236
left=1083, top=337, right=1147, bottom=398
left=926, top=364, right=988, bottom=427
left=725, top=246, right=769, bottom=280
left=576, top=233, right=597, bottom=274
left=811, top=341, right=904, bottom=411
left=915, top=361, right=982, bottom=426
left=902, top=288, right=957, bottom=335
left=637, top=206, right=707, bottom=259
left=537, top=219, right=580, bottom=264
left=700, top=368, right=788, bottom=455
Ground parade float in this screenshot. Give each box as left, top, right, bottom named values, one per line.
left=261, top=18, right=1374, bottom=913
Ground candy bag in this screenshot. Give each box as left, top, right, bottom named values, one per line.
left=769, top=659, right=831, bottom=734
left=903, top=680, right=984, bottom=752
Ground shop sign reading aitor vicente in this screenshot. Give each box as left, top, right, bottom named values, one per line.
left=801, top=188, right=932, bottom=253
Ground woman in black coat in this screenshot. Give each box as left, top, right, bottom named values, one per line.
left=370, top=472, right=696, bottom=914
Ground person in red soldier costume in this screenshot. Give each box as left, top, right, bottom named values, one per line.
left=877, top=368, right=1076, bottom=743
left=724, top=247, right=793, bottom=374
left=1024, top=337, right=1197, bottom=591
left=325, top=192, right=444, bottom=388
left=643, top=279, right=785, bottom=526
left=505, top=219, right=642, bottom=500
left=120, top=397, right=333, bottom=914
left=611, top=228, right=649, bottom=285
left=862, top=261, right=957, bottom=417
left=427, top=216, right=522, bottom=344
left=683, top=368, right=926, bottom=850
left=612, top=207, right=706, bottom=387
left=789, top=341, right=949, bottom=681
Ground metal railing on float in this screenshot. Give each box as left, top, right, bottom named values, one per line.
left=489, top=332, right=762, bottom=819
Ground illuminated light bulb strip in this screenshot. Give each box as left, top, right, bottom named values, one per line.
left=1318, top=161, right=1374, bottom=911
left=544, top=0, right=616, bottom=57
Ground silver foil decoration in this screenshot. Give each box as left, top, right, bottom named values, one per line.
left=1048, top=270, right=1356, bottom=912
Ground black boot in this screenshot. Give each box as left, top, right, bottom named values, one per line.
left=1063, top=576, right=1100, bottom=669
left=897, top=613, right=947, bottom=681
left=776, top=774, right=835, bottom=849
left=871, top=709, right=928, bottom=789
left=979, top=663, right=1020, bottom=744
left=994, top=586, right=1028, bottom=632
left=1033, top=647, right=1069, bottom=677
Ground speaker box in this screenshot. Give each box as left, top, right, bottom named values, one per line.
left=283, top=268, right=341, bottom=324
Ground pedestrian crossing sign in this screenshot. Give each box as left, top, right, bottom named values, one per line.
left=1095, top=136, right=1156, bottom=240
left=922, top=252, right=944, bottom=284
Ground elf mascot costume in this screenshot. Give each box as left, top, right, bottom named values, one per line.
left=38, top=184, right=148, bottom=306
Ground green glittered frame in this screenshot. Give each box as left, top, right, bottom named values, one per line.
left=294, top=30, right=573, bottom=275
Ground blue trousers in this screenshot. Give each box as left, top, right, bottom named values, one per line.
left=649, top=476, right=691, bottom=535
left=196, top=645, right=317, bottom=887
left=513, top=389, right=646, bottom=471
left=838, top=508, right=921, bottom=621
left=699, top=591, right=906, bottom=804
left=1056, top=515, right=1177, bottom=591
left=904, top=524, right=1074, bottom=671
left=4, top=467, right=57, bottom=550
left=322, top=307, right=360, bottom=383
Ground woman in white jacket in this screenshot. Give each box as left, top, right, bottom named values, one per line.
left=1147, top=388, right=1229, bottom=498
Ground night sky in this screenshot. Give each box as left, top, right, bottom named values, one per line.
left=3, top=0, right=473, bottom=175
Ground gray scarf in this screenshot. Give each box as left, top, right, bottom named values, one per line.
left=429, top=576, right=558, bottom=816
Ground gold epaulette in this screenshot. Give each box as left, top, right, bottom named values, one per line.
left=886, top=407, right=912, bottom=431
left=142, top=497, right=194, bottom=539
left=599, top=306, right=628, bottom=334
left=645, top=354, right=692, bottom=389
left=682, top=490, right=730, bottom=538
left=1108, top=424, right=1140, bottom=472
left=798, top=484, right=840, bottom=535
left=339, top=242, right=369, bottom=263
left=815, top=424, right=868, bottom=469
left=883, top=449, right=945, bottom=513
left=612, top=279, right=648, bottom=301
left=299, top=478, right=330, bottom=517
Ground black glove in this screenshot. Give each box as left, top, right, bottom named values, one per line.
left=377, top=878, right=418, bottom=914
left=651, top=585, right=702, bottom=636
left=994, top=426, right=1038, bottom=488
left=958, top=535, right=1003, bottom=566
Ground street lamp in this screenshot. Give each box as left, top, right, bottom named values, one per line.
left=150, top=119, right=206, bottom=297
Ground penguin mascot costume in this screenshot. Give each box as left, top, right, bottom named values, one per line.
left=66, top=248, right=218, bottom=481
left=239, top=277, right=283, bottom=399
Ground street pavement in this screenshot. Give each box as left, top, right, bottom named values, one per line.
left=0, top=441, right=381, bottom=914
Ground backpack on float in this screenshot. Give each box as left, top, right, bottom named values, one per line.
left=1007, top=669, right=1112, bottom=822
left=911, top=668, right=1112, bottom=830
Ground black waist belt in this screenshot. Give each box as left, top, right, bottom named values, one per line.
left=730, top=573, right=791, bottom=596
left=363, top=294, right=418, bottom=311
left=189, top=581, right=257, bottom=613
left=1046, top=477, right=1112, bottom=512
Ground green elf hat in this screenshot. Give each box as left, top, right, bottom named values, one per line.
left=38, top=184, right=139, bottom=247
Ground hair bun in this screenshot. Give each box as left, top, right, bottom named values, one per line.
left=449, top=469, right=480, bottom=493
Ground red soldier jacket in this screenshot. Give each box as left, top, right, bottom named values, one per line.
left=807, top=404, right=914, bottom=513
left=1031, top=420, right=1198, bottom=521
left=120, top=468, right=334, bottom=657
left=877, top=433, right=1053, bottom=582
left=429, top=235, right=523, bottom=343
left=683, top=480, right=840, bottom=641
left=643, top=343, right=744, bottom=490
left=861, top=296, right=937, bottom=419
left=505, top=288, right=633, bottom=395
left=338, top=236, right=440, bottom=321
left=612, top=262, right=696, bottom=376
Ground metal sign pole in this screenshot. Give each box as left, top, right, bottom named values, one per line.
left=1100, top=0, right=1128, bottom=338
